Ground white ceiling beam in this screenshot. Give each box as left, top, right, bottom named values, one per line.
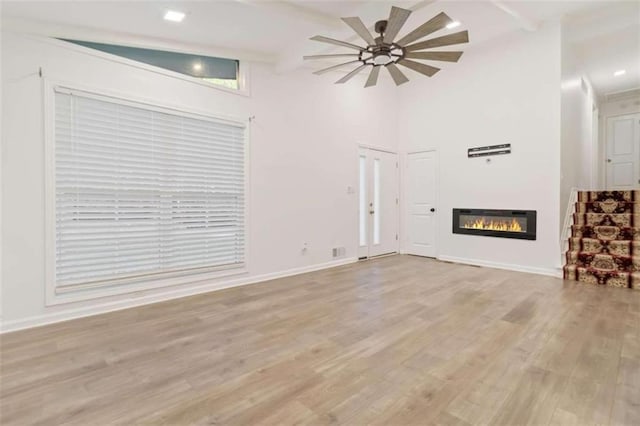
left=489, top=1, right=539, bottom=32
left=235, top=0, right=343, bottom=30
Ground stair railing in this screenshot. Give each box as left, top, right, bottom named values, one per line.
left=560, top=187, right=579, bottom=256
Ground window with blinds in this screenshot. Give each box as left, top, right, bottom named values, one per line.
left=53, top=88, right=246, bottom=292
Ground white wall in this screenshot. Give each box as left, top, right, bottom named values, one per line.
left=397, top=24, right=562, bottom=275
left=560, top=26, right=598, bottom=224
left=1, top=32, right=399, bottom=331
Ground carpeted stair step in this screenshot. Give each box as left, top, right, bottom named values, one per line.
left=573, top=213, right=639, bottom=227
left=565, top=252, right=640, bottom=272
left=568, top=238, right=638, bottom=256
left=571, top=225, right=639, bottom=240
left=575, top=201, right=639, bottom=214
left=563, top=265, right=640, bottom=289
left=564, top=191, right=640, bottom=290
left=578, top=190, right=640, bottom=203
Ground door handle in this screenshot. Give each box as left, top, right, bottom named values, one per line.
left=430, top=208, right=436, bottom=212
left=369, top=210, right=375, bottom=215
left=607, top=159, right=612, bottom=163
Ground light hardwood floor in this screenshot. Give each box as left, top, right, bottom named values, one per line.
left=1, top=255, right=639, bottom=425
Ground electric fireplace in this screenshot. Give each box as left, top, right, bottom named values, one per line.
left=452, top=209, right=537, bottom=240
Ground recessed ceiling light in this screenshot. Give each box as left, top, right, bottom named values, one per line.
left=446, top=21, right=461, bottom=29
left=164, top=10, right=185, bottom=22
left=193, top=63, right=202, bottom=71
left=614, top=69, right=626, bottom=77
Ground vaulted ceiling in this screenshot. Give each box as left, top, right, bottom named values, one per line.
left=2, top=1, right=638, bottom=96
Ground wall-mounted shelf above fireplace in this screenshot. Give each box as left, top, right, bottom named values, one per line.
left=452, top=209, right=537, bottom=240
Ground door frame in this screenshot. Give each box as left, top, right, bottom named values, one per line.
left=357, top=144, right=400, bottom=259
left=401, top=149, right=439, bottom=258
left=604, top=112, right=640, bottom=189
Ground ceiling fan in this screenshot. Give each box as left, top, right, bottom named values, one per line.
left=303, top=6, right=469, bottom=87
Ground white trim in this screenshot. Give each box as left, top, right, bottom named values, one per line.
left=26, top=34, right=252, bottom=97
left=560, top=187, right=578, bottom=253
left=43, top=77, right=57, bottom=306
left=49, top=267, right=250, bottom=306
left=437, top=255, right=562, bottom=278
left=1, top=257, right=358, bottom=334
left=357, top=143, right=398, bottom=155
left=45, top=79, right=249, bottom=126
left=406, top=147, right=439, bottom=155
left=357, top=148, right=367, bottom=259
left=0, top=27, right=3, bottom=325
left=43, top=79, right=251, bottom=305
left=591, top=105, right=600, bottom=189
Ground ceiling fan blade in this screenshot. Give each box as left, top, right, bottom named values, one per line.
left=395, top=12, right=452, bottom=46
left=398, top=59, right=440, bottom=77
left=341, top=17, right=376, bottom=45
left=313, top=60, right=362, bottom=75
left=310, top=35, right=364, bottom=51
left=386, top=63, right=409, bottom=86
left=383, top=6, right=412, bottom=44
left=364, top=66, right=381, bottom=88
left=303, top=54, right=360, bottom=60
left=405, top=31, right=469, bottom=52
left=336, top=64, right=369, bottom=84
left=404, top=51, right=463, bottom=62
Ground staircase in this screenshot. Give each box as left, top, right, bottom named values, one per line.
left=563, top=190, right=640, bottom=290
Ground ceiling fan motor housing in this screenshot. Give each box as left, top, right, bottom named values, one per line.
left=374, top=20, right=388, bottom=36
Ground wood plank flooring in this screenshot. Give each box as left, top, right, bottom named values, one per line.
left=1, top=255, right=639, bottom=425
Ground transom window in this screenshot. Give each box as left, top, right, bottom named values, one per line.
left=61, top=39, right=240, bottom=90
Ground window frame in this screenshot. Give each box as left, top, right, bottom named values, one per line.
left=44, top=80, right=250, bottom=306
left=47, top=37, right=251, bottom=97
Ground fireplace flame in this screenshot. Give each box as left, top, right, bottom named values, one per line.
left=463, top=217, right=523, bottom=232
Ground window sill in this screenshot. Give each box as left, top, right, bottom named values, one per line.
left=46, top=265, right=248, bottom=306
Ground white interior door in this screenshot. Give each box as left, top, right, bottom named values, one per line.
left=606, top=113, right=640, bottom=189
left=405, top=151, right=437, bottom=257
left=358, top=148, right=398, bottom=258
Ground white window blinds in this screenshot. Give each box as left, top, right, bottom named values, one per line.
left=54, top=88, right=246, bottom=291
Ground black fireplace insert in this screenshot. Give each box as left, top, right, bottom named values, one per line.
left=452, top=209, right=537, bottom=240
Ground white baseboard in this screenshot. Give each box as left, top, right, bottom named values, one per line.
left=437, top=255, right=563, bottom=278
left=1, top=257, right=358, bottom=334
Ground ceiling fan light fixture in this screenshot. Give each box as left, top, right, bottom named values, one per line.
left=373, top=52, right=392, bottom=65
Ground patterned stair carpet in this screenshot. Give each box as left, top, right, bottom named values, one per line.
left=564, top=190, right=640, bottom=290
